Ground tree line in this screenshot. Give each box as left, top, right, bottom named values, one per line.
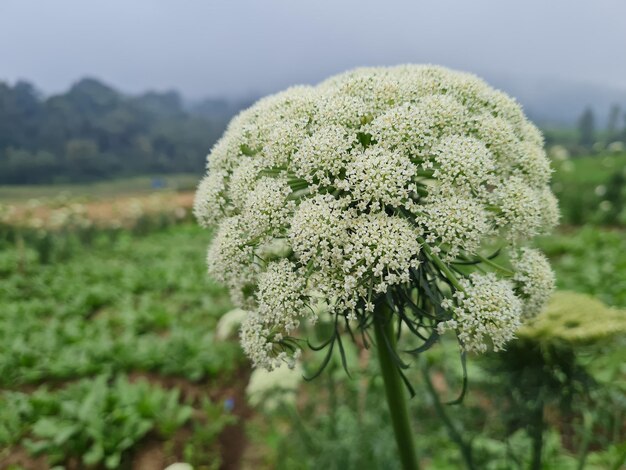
left=576, top=104, right=626, bottom=147
left=0, top=78, right=242, bottom=184
left=541, top=104, right=626, bottom=157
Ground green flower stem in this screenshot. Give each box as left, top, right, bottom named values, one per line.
left=374, top=301, right=420, bottom=470
left=529, top=399, right=544, bottom=470
left=414, top=185, right=430, bottom=196
left=418, top=239, right=464, bottom=292
left=475, top=254, right=514, bottom=276
left=414, top=169, right=435, bottom=177
left=288, top=188, right=312, bottom=200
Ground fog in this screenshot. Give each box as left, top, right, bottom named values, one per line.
left=2, top=0, right=625, bottom=99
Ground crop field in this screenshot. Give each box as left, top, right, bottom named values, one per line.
left=0, top=222, right=249, bottom=469
left=0, top=153, right=625, bottom=470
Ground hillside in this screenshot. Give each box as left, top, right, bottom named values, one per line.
left=0, top=79, right=236, bottom=184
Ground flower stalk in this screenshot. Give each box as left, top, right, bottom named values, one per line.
left=374, top=301, right=420, bottom=470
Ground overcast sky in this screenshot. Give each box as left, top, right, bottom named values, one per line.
left=1, top=0, right=625, bottom=99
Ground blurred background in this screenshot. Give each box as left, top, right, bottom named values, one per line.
left=0, top=1, right=625, bottom=469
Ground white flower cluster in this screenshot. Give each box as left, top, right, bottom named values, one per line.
left=417, top=187, right=491, bottom=260
left=438, top=273, right=523, bottom=353
left=194, top=170, right=227, bottom=227
left=240, top=260, right=309, bottom=370
left=292, top=125, right=355, bottom=186
left=511, top=248, right=556, bottom=319
left=195, top=65, right=558, bottom=368
left=324, top=212, right=421, bottom=315
left=242, top=177, right=294, bottom=239
left=289, top=195, right=421, bottom=317
left=345, top=147, right=417, bottom=211
left=206, top=216, right=257, bottom=307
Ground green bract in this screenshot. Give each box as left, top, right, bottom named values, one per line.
left=195, top=65, right=558, bottom=370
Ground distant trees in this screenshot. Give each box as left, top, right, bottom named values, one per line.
left=0, top=78, right=237, bottom=184
left=577, top=107, right=595, bottom=148
left=554, top=105, right=626, bottom=155
left=606, top=104, right=621, bottom=141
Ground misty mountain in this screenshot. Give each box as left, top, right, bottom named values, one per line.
left=189, top=97, right=255, bottom=122
left=489, top=75, right=626, bottom=127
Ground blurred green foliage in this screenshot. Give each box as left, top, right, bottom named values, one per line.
left=252, top=295, right=625, bottom=469
left=0, top=223, right=241, bottom=468
left=2, top=375, right=192, bottom=468
left=0, top=225, right=239, bottom=386
left=552, top=153, right=626, bottom=226
left=537, top=227, right=626, bottom=307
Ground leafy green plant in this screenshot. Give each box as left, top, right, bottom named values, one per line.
left=0, top=221, right=245, bottom=468
left=20, top=374, right=193, bottom=468
left=259, top=291, right=626, bottom=470
left=0, top=224, right=240, bottom=387
left=0, top=391, right=33, bottom=447
left=551, top=153, right=626, bottom=227
left=183, top=397, right=237, bottom=469
left=538, top=228, right=626, bottom=307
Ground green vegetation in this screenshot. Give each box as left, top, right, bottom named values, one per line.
left=551, top=153, right=626, bottom=226
left=519, top=291, right=626, bottom=342
left=0, top=225, right=238, bottom=386
left=0, top=223, right=243, bottom=468
left=248, top=234, right=626, bottom=470
left=2, top=375, right=193, bottom=468
left=538, top=227, right=626, bottom=306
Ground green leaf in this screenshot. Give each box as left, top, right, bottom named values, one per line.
left=83, top=442, right=105, bottom=465
left=32, top=418, right=61, bottom=438
left=105, top=451, right=122, bottom=469
left=53, top=423, right=79, bottom=446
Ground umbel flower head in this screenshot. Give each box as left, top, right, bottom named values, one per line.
left=195, top=65, right=558, bottom=371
